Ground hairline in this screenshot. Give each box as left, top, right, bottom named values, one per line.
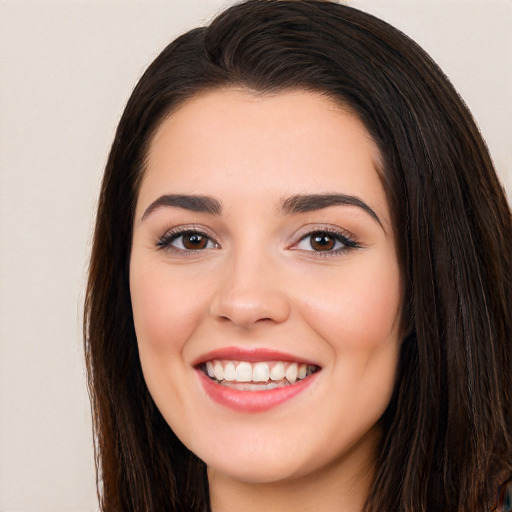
left=134, top=83, right=387, bottom=214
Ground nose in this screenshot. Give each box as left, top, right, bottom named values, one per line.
left=209, top=250, right=290, bottom=329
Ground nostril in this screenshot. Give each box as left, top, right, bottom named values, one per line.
left=210, top=294, right=290, bottom=328
left=216, top=314, right=274, bottom=326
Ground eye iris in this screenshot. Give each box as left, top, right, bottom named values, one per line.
left=183, top=233, right=207, bottom=250
left=311, top=233, right=335, bottom=251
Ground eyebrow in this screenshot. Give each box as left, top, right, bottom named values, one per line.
left=141, top=194, right=222, bottom=220
left=280, top=193, right=382, bottom=226
left=141, top=192, right=382, bottom=227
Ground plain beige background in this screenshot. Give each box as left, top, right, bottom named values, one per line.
left=0, top=1, right=510, bottom=510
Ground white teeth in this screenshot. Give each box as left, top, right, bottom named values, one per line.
left=224, top=362, right=236, bottom=381
left=220, top=381, right=285, bottom=391
left=253, top=362, right=270, bottom=382
left=214, top=361, right=224, bottom=381
left=270, top=361, right=285, bottom=381
left=235, top=362, right=253, bottom=382
left=285, top=363, right=298, bottom=383
left=203, top=359, right=318, bottom=387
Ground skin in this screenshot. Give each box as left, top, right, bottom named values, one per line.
left=130, top=88, right=403, bottom=512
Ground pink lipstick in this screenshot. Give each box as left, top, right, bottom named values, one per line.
left=194, top=347, right=320, bottom=412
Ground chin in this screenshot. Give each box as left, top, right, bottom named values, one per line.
left=206, top=454, right=312, bottom=485
left=200, top=421, right=382, bottom=488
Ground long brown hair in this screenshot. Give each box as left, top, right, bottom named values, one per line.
left=84, top=1, right=512, bottom=510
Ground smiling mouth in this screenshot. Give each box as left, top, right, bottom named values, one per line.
left=198, top=360, right=320, bottom=391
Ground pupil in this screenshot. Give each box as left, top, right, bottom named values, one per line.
left=184, top=234, right=207, bottom=250
left=311, top=233, right=334, bottom=251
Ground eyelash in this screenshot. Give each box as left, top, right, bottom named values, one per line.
left=156, top=226, right=220, bottom=254
left=156, top=226, right=360, bottom=256
left=294, top=228, right=360, bottom=256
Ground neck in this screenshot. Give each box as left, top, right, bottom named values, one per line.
left=208, top=429, right=378, bottom=512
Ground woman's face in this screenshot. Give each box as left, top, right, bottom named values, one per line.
left=130, top=88, right=403, bottom=485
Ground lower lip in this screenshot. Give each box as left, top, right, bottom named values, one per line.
left=197, top=369, right=318, bottom=412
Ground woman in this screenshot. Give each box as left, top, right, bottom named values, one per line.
left=84, top=1, right=512, bottom=510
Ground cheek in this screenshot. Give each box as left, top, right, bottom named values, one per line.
left=129, top=259, right=213, bottom=417
left=301, top=254, right=402, bottom=351
left=130, top=261, right=205, bottom=360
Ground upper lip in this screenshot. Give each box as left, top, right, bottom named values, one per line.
left=192, top=346, right=321, bottom=367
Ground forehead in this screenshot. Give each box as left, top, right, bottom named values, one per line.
left=139, top=88, right=389, bottom=226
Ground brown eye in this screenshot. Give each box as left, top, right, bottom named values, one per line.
left=182, top=233, right=208, bottom=250
left=157, top=229, right=218, bottom=252
left=310, top=233, right=336, bottom=251
left=295, top=229, right=358, bottom=254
